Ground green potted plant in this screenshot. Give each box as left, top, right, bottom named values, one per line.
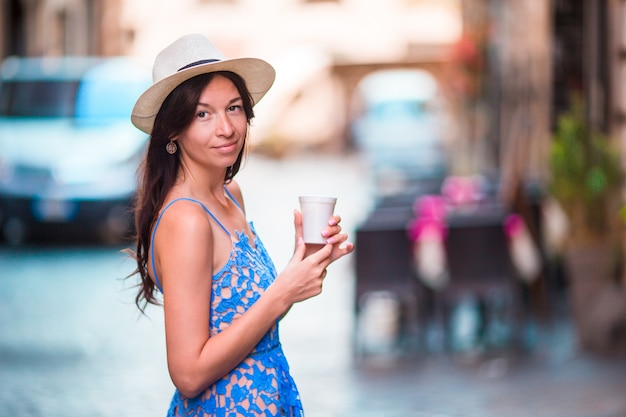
left=549, top=95, right=622, bottom=245
left=548, top=94, right=626, bottom=355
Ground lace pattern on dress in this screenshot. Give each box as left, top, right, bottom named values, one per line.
left=156, top=204, right=303, bottom=416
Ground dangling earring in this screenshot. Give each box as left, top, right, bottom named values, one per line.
left=166, top=140, right=177, bottom=155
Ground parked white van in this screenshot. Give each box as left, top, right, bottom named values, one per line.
left=0, top=56, right=151, bottom=244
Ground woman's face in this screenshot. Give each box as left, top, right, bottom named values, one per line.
left=175, top=74, right=248, bottom=172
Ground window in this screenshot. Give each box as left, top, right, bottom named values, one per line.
left=0, top=81, right=79, bottom=117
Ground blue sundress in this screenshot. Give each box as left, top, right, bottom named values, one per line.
left=150, top=191, right=304, bottom=416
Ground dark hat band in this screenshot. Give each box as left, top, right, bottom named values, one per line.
left=178, top=59, right=220, bottom=72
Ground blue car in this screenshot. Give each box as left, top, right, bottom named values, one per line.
left=0, top=56, right=151, bottom=244
left=351, top=69, right=449, bottom=194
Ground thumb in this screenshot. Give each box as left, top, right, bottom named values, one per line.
left=289, top=236, right=306, bottom=264
left=293, top=209, right=304, bottom=246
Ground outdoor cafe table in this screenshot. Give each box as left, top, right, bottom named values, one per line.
left=354, top=198, right=520, bottom=351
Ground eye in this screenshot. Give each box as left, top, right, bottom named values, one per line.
left=196, top=111, right=209, bottom=119
left=227, top=105, right=243, bottom=113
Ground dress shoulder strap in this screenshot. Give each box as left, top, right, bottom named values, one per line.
left=149, top=197, right=230, bottom=293
left=224, top=185, right=243, bottom=212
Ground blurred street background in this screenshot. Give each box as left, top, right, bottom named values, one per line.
left=3, top=0, right=626, bottom=416
left=2, top=153, right=626, bottom=417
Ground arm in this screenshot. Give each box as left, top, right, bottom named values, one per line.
left=155, top=201, right=285, bottom=398
left=154, top=200, right=342, bottom=398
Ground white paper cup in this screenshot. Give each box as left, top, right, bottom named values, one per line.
left=299, top=196, right=337, bottom=244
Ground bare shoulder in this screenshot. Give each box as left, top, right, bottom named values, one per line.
left=152, top=199, right=214, bottom=292
left=156, top=199, right=213, bottom=247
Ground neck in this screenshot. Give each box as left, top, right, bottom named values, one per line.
left=176, top=162, right=228, bottom=204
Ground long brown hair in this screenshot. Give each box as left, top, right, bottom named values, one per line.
left=126, top=71, right=255, bottom=312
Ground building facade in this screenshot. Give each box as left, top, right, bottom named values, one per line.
left=1, top=0, right=127, bottom=57
left=0, top=0, right=624, bottom=177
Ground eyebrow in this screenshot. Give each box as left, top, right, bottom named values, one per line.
left=197, top=96, right=243, bottom=108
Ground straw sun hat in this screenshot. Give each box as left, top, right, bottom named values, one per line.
left=131, top=33, right=276, bottom=134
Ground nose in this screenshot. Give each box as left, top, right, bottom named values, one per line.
left=216, top=112, right=234, bottom=137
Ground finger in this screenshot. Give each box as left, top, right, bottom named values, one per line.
left=289, top=236, right=306, bottom=264
left=322, top=226, right=343, bottom=242
left=341, top=242, right=355, bottom=254
left=294, top=209, right=303, bottom=227
left=328, top=214, right=342, bottom=226
left=330, top=241, right=355, bottom=262
left=307, top=242, right=334, bottom=264
left=293, top=209, right=304, bottom=246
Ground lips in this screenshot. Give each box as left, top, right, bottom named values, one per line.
left=215, top=141, right=238, bottom=153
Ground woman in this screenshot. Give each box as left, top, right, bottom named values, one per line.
left=127, top=34, right=354, bottom=416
